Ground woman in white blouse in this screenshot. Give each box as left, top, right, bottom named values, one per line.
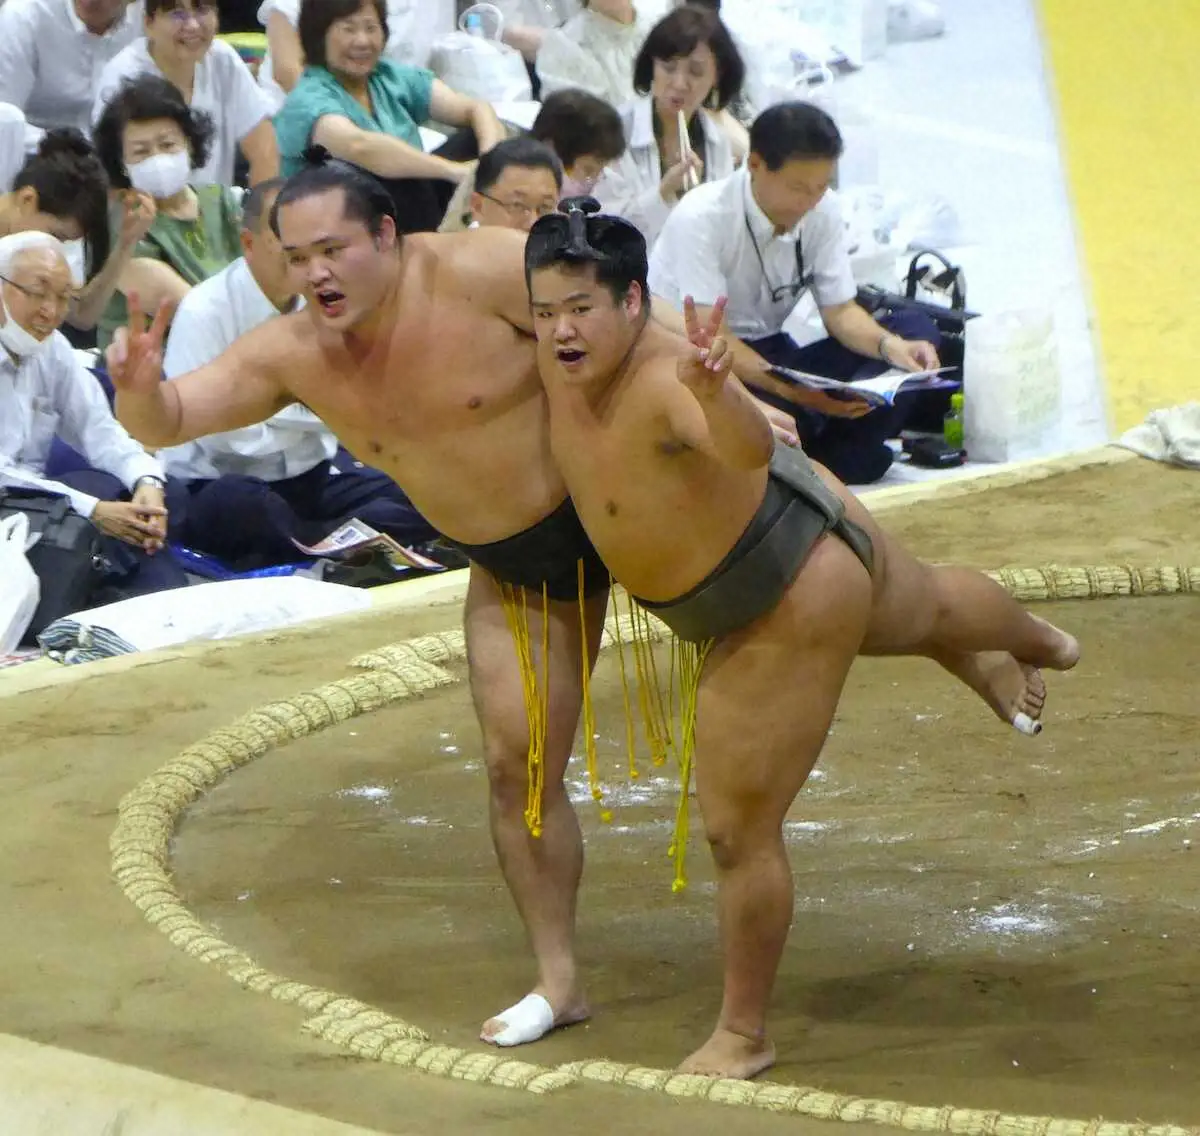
left=92, top=0, right=278, bottom=187
left=593, top=4, right=743, bottom=248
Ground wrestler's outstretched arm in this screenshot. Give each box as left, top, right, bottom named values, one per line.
left=663, top=297, right=775, bottom=470
left=108, top=293, right=296, bottom=449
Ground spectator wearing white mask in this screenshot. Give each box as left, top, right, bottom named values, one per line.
left=0, top=0, right=144, bottom=135
left=92, top=0, right=279, bottom=187
left=0, top=230, right=188, bottom=617
left=91, top=74, right=243, bottom=351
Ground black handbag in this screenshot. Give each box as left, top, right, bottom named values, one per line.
left=856, top=248, right=979, bottom=433
left=0, top=490, right=102, bottom=643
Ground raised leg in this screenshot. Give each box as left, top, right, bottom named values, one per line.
left=464, top=564, right=608, bottom=1045
left=686, top=537, right=873, bottom=1079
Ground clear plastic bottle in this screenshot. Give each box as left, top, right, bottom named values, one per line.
left=464, top=11, right=484, bottom=36
left=943, top=391, right=965, bottom=449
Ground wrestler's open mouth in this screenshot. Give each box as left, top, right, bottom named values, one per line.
left=316, top=288, right=346, bottom=315
left=556, top=348, right=585, bottom=364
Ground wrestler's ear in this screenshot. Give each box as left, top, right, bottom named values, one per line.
left=622, top=280, right=645, bottom=322
left=375, top=213, right=398, bottom=252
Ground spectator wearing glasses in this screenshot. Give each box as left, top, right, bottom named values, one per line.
left=463, top=137, right=562, bottom=233
left=648, top=101, right=941, bottom=484
left=439, top=88, right=626, bottom=234
left=92, top=0, right=279, bottom=188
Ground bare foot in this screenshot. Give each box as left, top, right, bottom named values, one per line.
left=679, top=1028, right=776, bottom=1080
left=480, top=989, right=590, bottom=1047
left=939, top=649, right=1048, bottom=734
left=1029, top=615, right=1081, bottom=671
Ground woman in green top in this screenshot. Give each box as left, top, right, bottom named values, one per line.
left=273, top=0, right=507, bottom=233
left=92, top=75, right=244, bottom=350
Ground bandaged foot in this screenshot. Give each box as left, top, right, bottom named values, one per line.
left=480, top=992, right=590, bottom=1047
left=679, top=1028, right=776, bottom=1080
left=976, top=651, right=1047, bottom=735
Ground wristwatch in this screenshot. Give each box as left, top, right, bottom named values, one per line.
left=134, top=475, right=166, bottom=492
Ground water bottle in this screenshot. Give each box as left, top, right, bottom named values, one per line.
left=464, top=11, right=484, bottom=36
left=943, top=391, right=964, bottom=449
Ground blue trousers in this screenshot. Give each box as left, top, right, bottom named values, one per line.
left=169, top=459, right=439, bottom=569
left=747, top=309, right=942, bottom=485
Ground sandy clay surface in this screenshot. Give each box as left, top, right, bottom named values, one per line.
left=2, top=455, right=1199, bottom=1133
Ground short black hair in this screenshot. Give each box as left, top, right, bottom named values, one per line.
left=242, top=176, right=288, bottom=232
left=269, top=147, right=397, bottom=239
left=145, top=0, right=216, bottom=19
left=12, top=129, right=110, bottom=280
left=749, top=101, right=843, bottom=169
left=299, top=0, right=388, bottom=69
left=633, top=6, right=744, bottom=112
left=92, top=74, right=215, bottom=191
left=525, top=199, right=649, bottom=310
left=475, top=137, right=563, bottom=195
left=530, top=89, right=625, bottom=168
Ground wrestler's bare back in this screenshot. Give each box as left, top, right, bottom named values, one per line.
left=539, top=323, right=769, bottom=602
left=261, top=230, right=565, bottom=545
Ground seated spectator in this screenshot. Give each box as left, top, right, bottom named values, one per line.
left=534, top=0, right=655, bottom=108
left=158, top=177, right=438, bottom=567
left=272, top=0, right=506, bottom=233
left=0, top=232, right=188, bottom=613
left=458, top=137, right=562, bottom=232
left=440, top=87, right=625, bottom=232
left=593, top=4, right=742, bottom=248
left=92, top=75, right=243, bottom=351
left=648, top=101, right=942, bottom=485
left=257, top=0, right=441, bottom=114
left=0, top=0, right=143, bottom=135
left=93, top=0, right=279, bottom=187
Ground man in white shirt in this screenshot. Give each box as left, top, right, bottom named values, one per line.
left=0, top=0, right=143, bottom=135
left=160, top=178, right=437, bottom=568
left=649, top=100, right=942, bottom=483
left=0, top=231, right=188, bottom=606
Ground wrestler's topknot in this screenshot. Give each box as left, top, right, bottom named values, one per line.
left=269, top=150, right=398, bottom=240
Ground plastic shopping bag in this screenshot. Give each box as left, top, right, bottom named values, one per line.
left=0, top=513, right=40, bottom=654
left=429, top=4, right=533, bottom=105
left=963, top=309, right=1062, bottom=463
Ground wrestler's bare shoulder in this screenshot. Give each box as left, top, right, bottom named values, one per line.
left=407, top=227, right=527, bottom=296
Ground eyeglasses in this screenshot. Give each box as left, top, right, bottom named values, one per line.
left=478, top=193, right=558, bottom=222
left=165, top=2, right=216, bottom=25
left=743, top=214, right=810, bottom=304
left=0, top=275, right=76, bottom=311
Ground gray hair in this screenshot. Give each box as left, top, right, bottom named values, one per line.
left=0, top=231, right=68, bottom=277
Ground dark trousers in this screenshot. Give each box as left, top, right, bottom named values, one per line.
left=376, top=129, right=481, bottom=234
left=169, top=460, right=438, bottom=569
left=54, top=469, right=191, bottom=600
left=747, top=309, right=942, bottom=485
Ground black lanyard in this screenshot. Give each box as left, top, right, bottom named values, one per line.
left=744, top=213, right=807, bottom=303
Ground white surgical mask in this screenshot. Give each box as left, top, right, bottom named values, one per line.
left=0, top=290, right=50, bottom=359
left=127, top=150, right=192, bottom=200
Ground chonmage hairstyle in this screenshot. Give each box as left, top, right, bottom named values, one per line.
left=269, top=145, right=397, bottom=239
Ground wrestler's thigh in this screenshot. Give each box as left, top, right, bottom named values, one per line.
left=809, top=460, right=941, bottom=656
left=464, top=564, right=609, bottom=779
left=694, top=539, right=870, bottom=839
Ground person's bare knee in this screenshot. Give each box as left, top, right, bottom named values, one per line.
left=703, top=796, right=787, bottom=873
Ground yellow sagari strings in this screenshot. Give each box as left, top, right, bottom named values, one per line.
left=502, top=570, right=712, bottom=890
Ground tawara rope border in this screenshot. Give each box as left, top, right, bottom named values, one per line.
left=109, top=566, right=1200, bottom=1134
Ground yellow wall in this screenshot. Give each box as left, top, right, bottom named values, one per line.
left=1037, top=0, right=1200, bottom=430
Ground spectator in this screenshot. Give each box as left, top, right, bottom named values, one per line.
left=593, top=4, right=741, bottom=248
left=0, top=231, right=188, bottom=613
left=0, top=0, right=143, bottom=135
left=158, top=177, right=437, bottom=567
left=648, top=101, right=941, bottom=484
left=92, top=75, right=243, bottom=351
left=257, top=0, right=441, bottom=113
left=273, top=0, right=506, bottom=232
left=440, top=87, right=625, bottom=232
left=458, top=136, right=561, bottom=232
left=93, top=0, right=279, bottom=187
left=534, top=0, right=655, bottom=108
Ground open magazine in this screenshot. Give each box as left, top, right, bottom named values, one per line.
left=767, top=364, right=960, bottom=409
left=291, top=519, right=445, bottom=572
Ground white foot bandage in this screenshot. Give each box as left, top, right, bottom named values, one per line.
left=482, top=993, right=555, bottom=1047
left=1011, top=712, right=1042, bottom=736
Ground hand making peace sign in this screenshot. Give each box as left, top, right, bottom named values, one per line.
left=105, top=291, right=175, bottom=397
left=677, top=294, right=732, bottom=396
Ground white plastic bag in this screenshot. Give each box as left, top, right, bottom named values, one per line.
left=429, top=4, right=533, bottom=105
left=0, top=513, right=41, bottom=654
left=963, top=309, right=1062, bottom=463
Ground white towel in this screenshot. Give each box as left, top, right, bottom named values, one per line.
left=1116, top=403, right=1200, bottom=469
